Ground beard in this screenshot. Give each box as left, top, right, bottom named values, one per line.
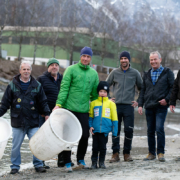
left=121, top=62, right=128, bottom=68
left=50, top=71, right=58, bottom=77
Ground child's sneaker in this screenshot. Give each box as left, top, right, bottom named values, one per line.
left=65, top=163, right=72, bottom=173
left=78, top=160, right=89, bottom=169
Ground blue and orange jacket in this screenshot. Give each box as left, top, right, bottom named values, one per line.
left=89, top=97, right=118, bottom=136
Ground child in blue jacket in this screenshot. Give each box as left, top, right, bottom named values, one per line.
left=89, top=81, right=118, bottom=169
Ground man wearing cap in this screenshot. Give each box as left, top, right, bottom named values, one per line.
left=106, top=51, right=142, bottom=162
left=53, top=46, right=99, bottom=172
left=37, top=58, right=64, bottom=168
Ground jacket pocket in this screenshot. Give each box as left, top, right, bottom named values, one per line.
left=11, top=113, right=19, bottom=118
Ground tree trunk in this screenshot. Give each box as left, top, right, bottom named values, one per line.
left=53, top=39, right=56, bottom=58
left=18, top=42, right=22, bottom=61
left=69, top=49, right=73, bottom=65
left=69, top=36, right=74, bottom=65
left=0, top=27, right=3, bottom=59
left=33, top=41, right=37, bottom=65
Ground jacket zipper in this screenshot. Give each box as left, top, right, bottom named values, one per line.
left=81, top=65, right=86, bottom=111
left=100, top=97, right=103, bottom=133
left=121, top=73, right=126, bottom=103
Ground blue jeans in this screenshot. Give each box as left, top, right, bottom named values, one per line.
left=145, top=106, right=168, bottom=156
left=112, top=104, right=134, bottom=154
left=10, top=127, right=43, bottom=170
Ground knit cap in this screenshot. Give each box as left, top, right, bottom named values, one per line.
left=119, top=51, right=131, bottom=61
left=47, top=58, right=60, bottom=67
left=97, top=81, right=109, bottom=94
left=80, top=46, right=93, bottom=57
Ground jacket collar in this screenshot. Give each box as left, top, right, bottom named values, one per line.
left=119, top=64, right=131, bottom=72
left=13, top=74, right=38, bottom=88
left=98, top=96, right=109, bottom=101
left=44, top=71, right=61, bottom=81
left=78, top=61, right=90, bottom=70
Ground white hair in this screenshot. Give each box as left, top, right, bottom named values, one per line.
left=19, top=61, right=32, bottom=70
left=149, top=51, right=161, bottom=59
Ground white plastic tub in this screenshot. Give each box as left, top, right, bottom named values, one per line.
left=29, top=108, right=82, bottom=161
left=0, top=118, right=12, bottom=160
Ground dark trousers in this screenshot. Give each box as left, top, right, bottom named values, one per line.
left=39, top=115, right=45, bottom=127
left=145, top=106, right=167, bottom=155
left=112, top=104, right=134, bottom=154
left=63, top=111, right=89, bottom=164
left=91, top=133, right=108, bottom=162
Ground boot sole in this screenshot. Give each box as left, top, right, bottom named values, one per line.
left=109, top=160, right=120, bottom=163
left=72, top=164, right=84, bottom=170
left=124, top=159, right=133, bottom=162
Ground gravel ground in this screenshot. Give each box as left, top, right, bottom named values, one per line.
left=1, top=136, right=180, bottom=180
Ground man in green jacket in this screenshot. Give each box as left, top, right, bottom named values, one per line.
left=53, top=46, right=99, bottom=172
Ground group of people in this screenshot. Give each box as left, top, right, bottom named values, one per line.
left=0, top=46, right=180, bottom=174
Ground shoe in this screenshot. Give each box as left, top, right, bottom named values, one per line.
left=10, top=169, right=19, bottom=174
left=158, top=153, right=165, bottom=162
left=78, top=160, right=89, bottom=169
left=175, top=156, right=180, bottom=161
left=57, top=152, right=65, bottom=167
left=91, top=161, right=98, bottom=169
left=109, top=152, right=120, bottom=163
left=124, top=154, right=133, bottom=162
left=58, top=161, right=74, bottom=167
left=43, top=161, right=50, bottom=169
left=143, top=153, right=156, bottom=161
left=99, top=161, right=106, bottom=169
left=35, top=167, right=46, bottom=173
left=65, top=163, right=73, bottom=173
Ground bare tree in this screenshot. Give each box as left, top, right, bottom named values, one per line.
left=156, top=12, right=180, bottom=69
left=57, top=0, right=83, bottom=65
left=28, top=0, right=51, bottom=64
left=0, top=0, right=9, bottom=59
left=9, top=0, right=32, bottom=61
left=131, top=2, right=157, bottom=73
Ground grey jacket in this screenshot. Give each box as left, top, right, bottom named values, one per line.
left=106, top=66, right=142, bottom=105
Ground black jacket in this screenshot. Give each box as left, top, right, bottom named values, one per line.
left=0, top=74, right=50, bottom=128
left=170, top=70, right=180, bottom=106
left=138, top=67, right=174, bottom=109
left=37, top=71, right=62, bottom=112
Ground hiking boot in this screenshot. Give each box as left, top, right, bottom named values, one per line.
left=99, top=161, right=106, bottom=169
left=65, top=163, right=73, bottom=173
left=124, top=154, right=133, bottom=162
left=143, top=153, right=156, bottom=161
left=10, top=169, right=19, bottom=174
left=73, top=160, right=89, bottom=170
left=109, top=152, right=120, bottom=163
left=35, top=167, right=46, bottom=173
left=158, top=153, right=165, bottom=162
left=91, top=161, right=98, bottom=169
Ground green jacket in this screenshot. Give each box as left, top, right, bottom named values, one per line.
left=56, top=61, right=99, bottom=113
